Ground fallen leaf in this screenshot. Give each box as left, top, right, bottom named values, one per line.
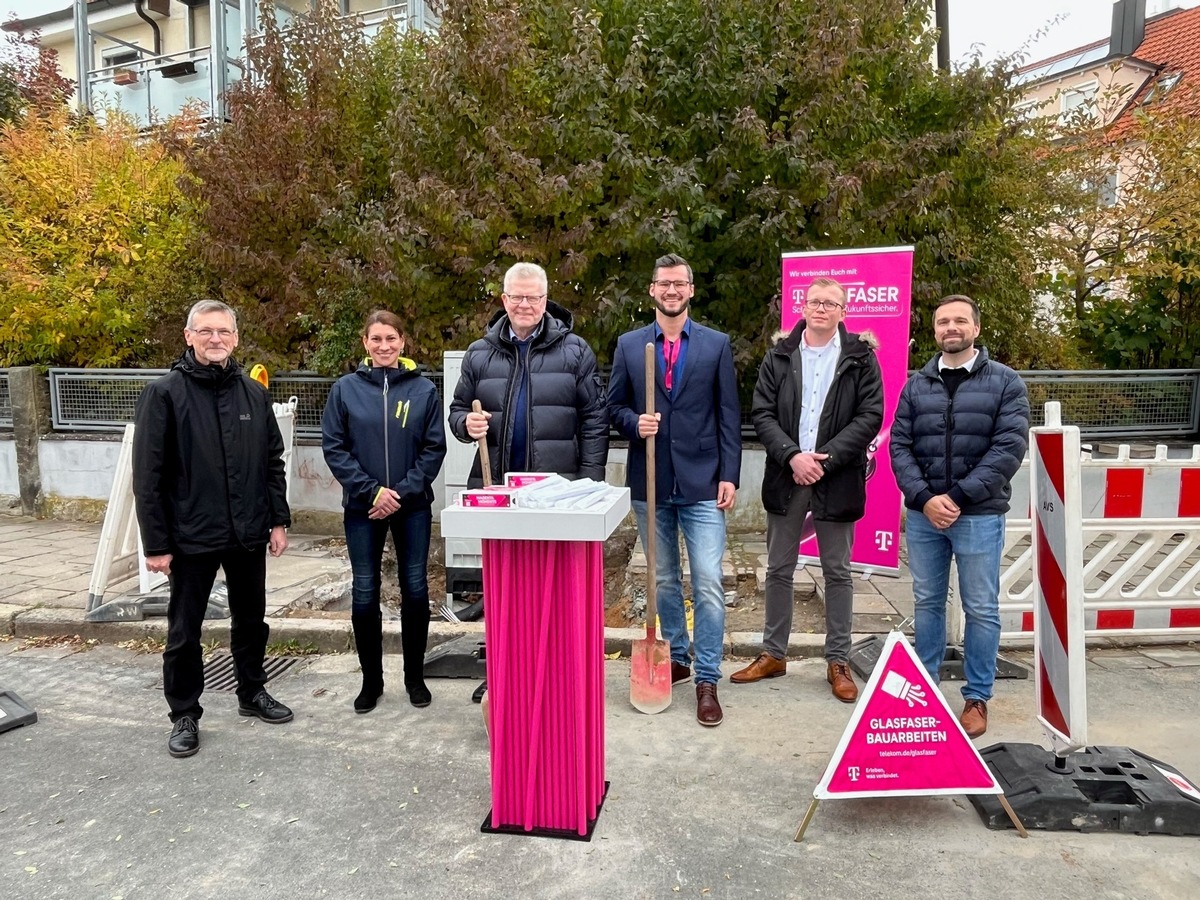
left=237, top=803, right=250, bottom=810
left=672, top=888, right=680, bottom=894
left=347, top=867, right=359, bottom=875
left=389, top=861, right=398, bottom=868
left=25, top=866, right=36, bottom=874
left=14, top=851, right=26, bottom=856
left=412, top=787, right=419, bottom=794
left=114, top=835, right=121, bottom=842
left=182, top=826, right=192, bottom=833
left=168, top=838, right=175, bottom=844
left=398, top=802, right=408, bottom=810
left=148, top=809, right=161, bottom=816
left=49, top=793, right=60, bottom=799
left=84, top=820, right=96, bottom=829
left=286, top=817, right=298, bottom=824
left=312, top=688, right=327, bottom=697
left=605, top=651, right=622, bottom=660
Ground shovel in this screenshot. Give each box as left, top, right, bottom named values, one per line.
left=630, top=342, right=672, bottom=714
left=472, top=399, right=493, bottom=487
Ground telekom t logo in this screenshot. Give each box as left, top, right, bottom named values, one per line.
left=875, top=530, right=894, bottom=552
left=847, top=766, right=861, bottom=782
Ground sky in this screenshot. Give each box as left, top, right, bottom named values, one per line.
left=5, top=0, right=1200, bottom=66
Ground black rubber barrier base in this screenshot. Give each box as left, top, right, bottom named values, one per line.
left=423, top=634, right=487, bottom=680
left=481, top=782, right=609, bottom=842
left=848, top=636, right=1029, bottom=682
left=971, top=743, right=1200, bottom=835
left=0, top=689, right=38, bottom=735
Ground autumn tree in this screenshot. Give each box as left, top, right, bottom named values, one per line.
left=179, top=1, right=415, bottom=371
left=0, top=24, right=73, bottom=120
left=373, top=0, right=1057, bottom=374
left=0, top=107, right=211, bottom=366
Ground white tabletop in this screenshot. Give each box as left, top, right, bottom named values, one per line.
left=440, top=488, right=631, bottom=542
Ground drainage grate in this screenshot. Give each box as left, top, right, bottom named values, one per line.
left=203, top=652, right=303, bottom=692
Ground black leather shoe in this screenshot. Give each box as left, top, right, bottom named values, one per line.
left=168, top=716, right=199, bottom=758
left=471, top=680, right=487, bottom=704
left=237, top=690, right=294, bottom=724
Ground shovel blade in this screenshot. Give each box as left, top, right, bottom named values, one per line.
left=629, top=636, right=672, bottom=714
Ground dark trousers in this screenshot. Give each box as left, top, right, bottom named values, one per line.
left=343, top=507, right=433, bottom=616
left=164, top=545, right=269, bottom=722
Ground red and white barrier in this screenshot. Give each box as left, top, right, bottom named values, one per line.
left=1029, top=404, right=1087, bottom=753
left=1000, top=422, right=1200, bottom=643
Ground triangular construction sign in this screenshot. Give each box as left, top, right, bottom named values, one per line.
left=814, top=631, right=1001, bottom=799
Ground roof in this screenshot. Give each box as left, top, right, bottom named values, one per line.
left=2, top=2, right=131, bottom=34
left=1111, top=5, right=1200, bottom=135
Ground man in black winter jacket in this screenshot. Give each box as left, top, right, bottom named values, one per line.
left=890, top=295, right=1030, bottom=740
left=133, top=301, right=294, bottom=759
left=731, top=278, right=883, bottom=703
left=448, top=262, right=608, bottom=484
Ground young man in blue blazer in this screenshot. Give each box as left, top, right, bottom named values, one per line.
left=608, top=254, right=742, bottom=726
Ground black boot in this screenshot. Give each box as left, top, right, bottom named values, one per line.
left=401, top=606, right=431, bottom=708
left=351, top=611, right=384, bottom=714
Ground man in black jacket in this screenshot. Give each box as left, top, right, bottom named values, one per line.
left=890, top=295, right=1030, bottom=739
left=731, top=278, right=883, bottom=702
left=133, top=301, right=293, bottom=759
left=448, top=262, right=608, bottom=483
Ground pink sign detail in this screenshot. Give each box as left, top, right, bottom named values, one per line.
left=815, top=632, right=1000, bottom=799
left=781, top=247, right=913, bottom=571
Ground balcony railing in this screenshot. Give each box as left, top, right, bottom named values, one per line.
left=88, top=47, right=215, bottom=127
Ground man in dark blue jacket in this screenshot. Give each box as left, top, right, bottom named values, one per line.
left=134, top=301, right=293, bottom=759
left=608, top=254, right=742, bottom=727
left=890, top=295, right=1029, bottom=739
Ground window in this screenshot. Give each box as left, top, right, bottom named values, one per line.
left=1060, top=82, right=1098, bottom=124
left=102, top=49, right=141, bottom=70
left=1142, top=71, right=1182, bottom=105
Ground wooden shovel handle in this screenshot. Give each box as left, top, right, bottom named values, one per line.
left=644, top=342, right=656, bottom=638
left=471, top=399, right=492, bottom=487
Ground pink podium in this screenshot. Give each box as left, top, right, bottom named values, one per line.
left=441, top=490, right=630, bottom=840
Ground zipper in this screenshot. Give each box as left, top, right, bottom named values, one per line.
left=382, top=371, right=391, bottom=487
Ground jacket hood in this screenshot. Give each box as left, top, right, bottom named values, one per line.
left=770, top=321, right=879, bottom=356
left=173, top=349, right=243, bottom=383
left=485, top=299, right=574, bottom=342
left=920, top=345, right=992, bottom=378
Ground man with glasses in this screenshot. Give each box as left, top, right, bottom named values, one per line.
left=133, top=300, right=294, bottom=759
left=890, top=295, right=1029, bottom=739
left=448, top=262, right=608, bottom=485
left=731, top=278, right=882, bottom=702
left=608, top=253, right=742, bottom=727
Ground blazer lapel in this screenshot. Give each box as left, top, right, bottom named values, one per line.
left=669, top=322, right=699, bottom=399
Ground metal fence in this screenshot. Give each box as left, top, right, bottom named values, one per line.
left=0, top=370, right=12, bottom=429
left=1023, top=370, right=1200, bottom=438
left=40, top=366, right=1200, bottom=439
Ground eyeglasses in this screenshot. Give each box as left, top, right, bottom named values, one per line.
left=190, top=328, right=236, bottom=339
left=505, top=294, right=546, bottom=307
left=652, top=280, right=692, bottom=290
left=804, top=299, right=844, bottom=310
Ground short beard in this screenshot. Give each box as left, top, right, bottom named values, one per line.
left=655, top=297, right=690, bottom=319
left=938, top=337, right=974, bottom=354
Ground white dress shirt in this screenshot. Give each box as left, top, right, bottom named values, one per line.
left=798, top=331, right=841, bottom=453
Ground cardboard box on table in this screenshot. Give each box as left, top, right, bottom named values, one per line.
left=441, top=489, right=630, bottom=840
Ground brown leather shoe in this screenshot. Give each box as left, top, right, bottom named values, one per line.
left=671, top=662, right=692, bottom=686
left=960, top=699, right=988, bottom=738
left=730, top=653, right=786, bottom=684
left=826, top=662, right=858, bottom=703
left=696, top=683, right=723, bottom=727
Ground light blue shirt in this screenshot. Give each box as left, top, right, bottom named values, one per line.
left=798, top=331, right=841, bottom=453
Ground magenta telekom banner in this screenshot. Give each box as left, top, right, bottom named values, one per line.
left=781, top=246, right=914, bottom=573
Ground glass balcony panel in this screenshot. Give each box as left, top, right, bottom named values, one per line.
left=89, top=53, right=214, bottom=127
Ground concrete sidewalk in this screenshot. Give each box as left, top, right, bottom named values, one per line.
left=1, top=640, right=1198, bottom=899
left=0, top=514, right=913, bottom=658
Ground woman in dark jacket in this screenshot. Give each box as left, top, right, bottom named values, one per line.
left=321, top=311, right=447, bottom=712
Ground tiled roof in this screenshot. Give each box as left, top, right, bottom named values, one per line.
left=1110, top=4, right=1200, bottom=133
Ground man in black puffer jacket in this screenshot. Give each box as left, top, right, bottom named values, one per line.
left=731, top=278, right=883, bottom=703
left=133, top=301, right=294, bottom=760
left=448, top=262, right=608, bottom=485
left=891, top=295, right=1030, bottom=740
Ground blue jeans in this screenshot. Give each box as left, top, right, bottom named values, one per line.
left=343, top=507, right=433, bottom=616
left=632, top=499, right=727, bottom=684
left=906, top=511, right=1004, bottom=702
